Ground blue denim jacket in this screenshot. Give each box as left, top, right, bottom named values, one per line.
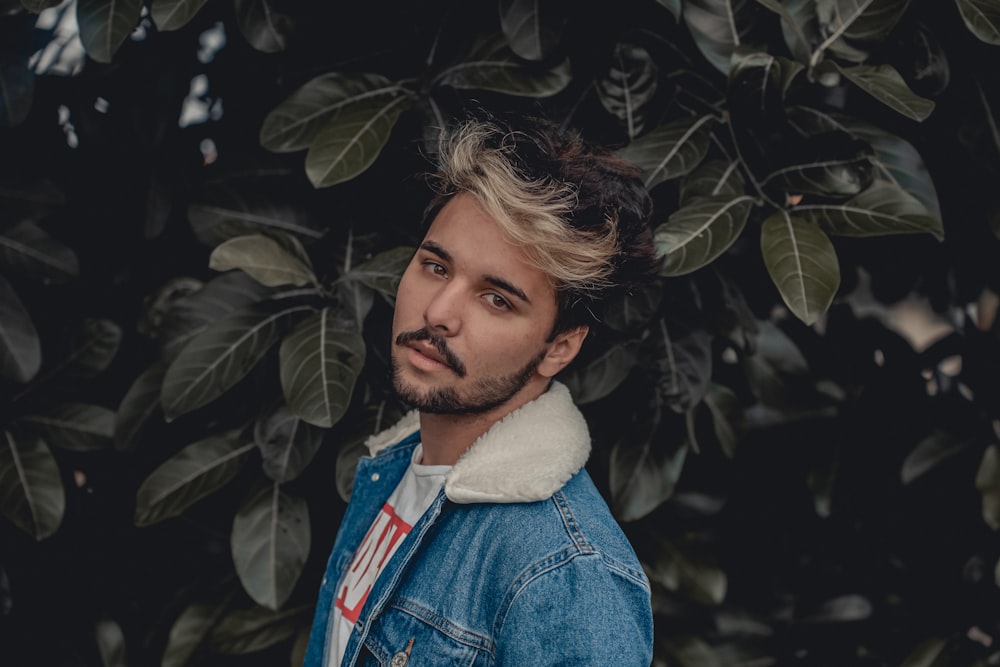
left=303, top=383, right=653, bottom=666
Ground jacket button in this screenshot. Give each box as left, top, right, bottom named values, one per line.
left=390, top=652, right=409, bottom=667
left=371, top=472, right=380, bottom=482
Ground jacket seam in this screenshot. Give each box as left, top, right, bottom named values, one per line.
left=600, top=553, right=651, bottom=591
left=492, top=546, right=591, bottom=638
left=551, top=490, right=594, bottom=553
left=390, top=598, right=496, bottom=655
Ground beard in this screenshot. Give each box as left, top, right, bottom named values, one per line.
left=391, top=328, right=547, bottom=415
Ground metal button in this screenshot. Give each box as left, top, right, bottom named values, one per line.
left=371, top=472, right=380, bottom=482
left=390, top=651, right=409, bottom=667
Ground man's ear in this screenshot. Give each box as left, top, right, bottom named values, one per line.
left=538, top=326, right=589, bottom=378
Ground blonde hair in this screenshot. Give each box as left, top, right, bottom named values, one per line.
left=426, top=114, right=659, bottom=332
left=431, top=120, right=620, bottom=293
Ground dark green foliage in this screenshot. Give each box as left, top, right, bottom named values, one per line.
left=2, top=0, right=1000, bottom=665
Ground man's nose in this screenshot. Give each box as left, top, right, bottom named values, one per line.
left=423, top=282, right=462, bottom=334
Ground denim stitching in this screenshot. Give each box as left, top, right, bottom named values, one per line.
left=389, top=598, right=495, bottom=655
left=552, top=490, right=594, bottom=553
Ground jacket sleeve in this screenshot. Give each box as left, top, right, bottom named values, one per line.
left=495, top=552, right=653, bottom=666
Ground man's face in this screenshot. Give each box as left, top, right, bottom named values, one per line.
left=390, top=193, right=569, bottom=415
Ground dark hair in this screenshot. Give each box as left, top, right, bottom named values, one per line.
left=426, top=111, right=661, bottom=335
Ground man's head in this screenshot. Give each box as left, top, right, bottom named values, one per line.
left=424, top=113, right=661, bottom=336
left=391, top=113, right=660, bottom=417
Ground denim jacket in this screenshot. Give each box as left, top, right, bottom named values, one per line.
left=303, top=382, right=653, bottom=666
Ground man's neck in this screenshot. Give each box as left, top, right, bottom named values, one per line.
left=417, top=380, right=550, bottom=466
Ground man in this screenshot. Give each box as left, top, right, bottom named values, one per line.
left=303, top=113, right=661, bottom=666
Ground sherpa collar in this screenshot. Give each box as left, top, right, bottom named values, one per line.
left=364, top=382, right=591, bottom=504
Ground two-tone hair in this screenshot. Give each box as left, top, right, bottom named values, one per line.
left=424, top=113, right=661, bottom=336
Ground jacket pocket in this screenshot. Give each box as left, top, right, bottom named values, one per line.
left=360, top=601, right=489, bottom=667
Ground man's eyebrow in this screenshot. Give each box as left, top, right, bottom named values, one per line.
left=484, top=274, right=530, bottom=304
left=420, top=240, right=452, bottom=263
left=421, top=239, right=531, bottom=304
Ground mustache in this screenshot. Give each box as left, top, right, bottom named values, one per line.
left=395, top=328, right=467, bottom=377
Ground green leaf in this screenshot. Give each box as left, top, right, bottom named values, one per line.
left=765, top=132, right=875, bottom=198
left=20, top=0, right=65, bottom=11
left=835, top=63, right=935, bottom=122
left=188, top=184, right=326, bottom=247
left=656, top=0, right=681, bottom=20
left=755, top=0, right=813, bottom=63
left=115, top=362, right=167, bottom=453
left=335, top=402, right=404, bottom=502
left=800, top=593, right=872, bottom=623
left=279, top=308, right=366, bottom=428
left=760, top=212, right=840, bottom=325
left=597, top=42, right=659, bottom=139
left=159, top=272, right=272, bottom=363
left=500, top=0, right=565, bottom=61
left=729, top=50, right=804, bottom=115
left=683, top=0, right=759, bottom=75
left=233, top=0, right=294, bottom=53
left=796, top=182, right=944, bottom=240
left=209, top=233, right=316, bottom=288
left=161, top=304, right=312, bottom=421
left=657, top=635, right=722, bottom=667
left=231, top=484, right=310, bottom=610
left=646, top=318, right=714, bottom=412
left=259, top=72, right=400, bottom=153
left=290, top=628, right=310, bottom=667
left=134, top=433, right=254, bottom=526
left=956, top=0, right=1000, bottom=45
left=0, top=221, right=79, bottom=283
left=703, top=383, right=743, bottom=458
left=560, top=344, right=637, bottom=405
left=162, top=598, right=231, bottom=667
left=816, top=0, right=910, bottom=45
left=610, top=438, right=688, bottom=522
left=0, top=61, right=34, bottom=127
left=18, top=403, right=115, bottom=452
left=755, top=320, right=809, bottom=374
left=900, top=430, right=975, bottom=485
left=254, top=403, right=325, bottom=483
left=342, top=245, right=414, bottom=298
left=304, top=93, right=412, bottom=188
left=336, top=280, right=374, bottom=333
left=94, top=616, right=127, bottom=667
left=787, top=107, right=942, bottom=220
left=150, top=0, right=209, bottom=31
left=974, top=444, right=1000, bottom=530
left=435, top=34, right=572, bottom=97
left=76, top=0, right=143, bottom=63
left=678, top=159, right=745, bottom=205
left=0, top=274, right=41, bottom=383
left=62, top=318, right=122, bottom=378
left=655, top=195, right=755, bottom=276
left=620, top=115, right=714, bottom=190
left=646, top=536, right=727, bottom=605
left=0, top=431, right=64, bottom=540
left=208, top=604, right=310, bottom=654
left=603, top=281, right=663, bottom=333
left=897, top=638, right=949, bottom=667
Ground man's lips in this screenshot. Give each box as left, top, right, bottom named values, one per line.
left=407, top=342, right=449, bottom=368
left=395, top=327, right=467, bottom=376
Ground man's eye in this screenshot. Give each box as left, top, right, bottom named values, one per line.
left=425, top=261, right=447, bottom=276
left=486, top=294, right=510, bottom=310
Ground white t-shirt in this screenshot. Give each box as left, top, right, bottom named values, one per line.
left=327, top=444, right=450, bottom=667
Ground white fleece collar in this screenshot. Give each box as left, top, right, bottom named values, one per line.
left=365, top=382, right=590, bottom=504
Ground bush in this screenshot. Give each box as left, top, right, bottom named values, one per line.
left=1, top=0, right=999, bottom=665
